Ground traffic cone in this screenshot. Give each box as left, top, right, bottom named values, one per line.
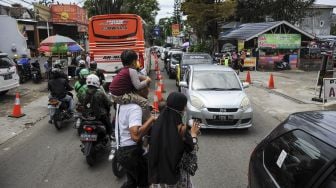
left=246, top=71, right=251, bottom=84
left=268, top=74, right=275, bottom=89
left=159, top=78, right=165, bottom=93
left=155, top=86, right=163, bottom=101
left=9, top=92, right=25, bottom=118
left=152, top=95, right=159, bottom=112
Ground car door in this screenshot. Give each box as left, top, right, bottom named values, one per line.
left=180, top=68, right=190, bottom=95
left=0, top=56, right=19, bottom=91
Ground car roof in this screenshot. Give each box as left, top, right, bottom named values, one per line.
left=190, top=64, right=235, bottom=72
left=284, top=111, right=336, bottom=146
left=0, top=53, right=9, bottom=57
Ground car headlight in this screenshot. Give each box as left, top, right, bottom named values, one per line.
left=190, top=95, right=205, bottom=110
left=240, top=96, right=251, bottom=111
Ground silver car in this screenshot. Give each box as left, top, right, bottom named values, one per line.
left=180, top=64, right=253, bottom=129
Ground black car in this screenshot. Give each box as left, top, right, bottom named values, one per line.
left=248, top=111, right=336, bottom=188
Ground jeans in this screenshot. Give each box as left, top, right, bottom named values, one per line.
left=48, top=94, right=75, bottom=112
left=118, top=145, right=148, bottom=188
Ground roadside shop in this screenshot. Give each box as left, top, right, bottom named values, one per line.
left=218, top=21, right=315, bottom=70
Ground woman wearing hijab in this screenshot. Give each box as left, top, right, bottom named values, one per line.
left=148, top=92, right=200, bottom=188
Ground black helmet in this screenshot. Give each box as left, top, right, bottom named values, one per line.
left=90, top=61, right=97, bottom=69
left=51, top=68, right=62, bottom=79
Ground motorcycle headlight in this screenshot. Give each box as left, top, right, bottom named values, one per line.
left=190, top=95, right=205, bottom=110
left=240, top=96, right=251, bottom=111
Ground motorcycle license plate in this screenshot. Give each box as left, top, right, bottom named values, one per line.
left=3, top=74, right=13, bottom=80
left=80, top=134, right=97, bottom=141
left=213, top=115, right=233, bottom=121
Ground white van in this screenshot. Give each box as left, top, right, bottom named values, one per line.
left=0, top=53, right=19, bottom=95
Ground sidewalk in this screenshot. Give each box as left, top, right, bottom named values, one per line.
left=239, top=70, right=336, bottom=122
left=0, top=95, right=49, bottom=145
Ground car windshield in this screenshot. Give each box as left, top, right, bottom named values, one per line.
left=183, top=54, right=212, bottom=65
left=0, top=57, right=14, bottom=69
left=192, top=71, right=241, bottom=91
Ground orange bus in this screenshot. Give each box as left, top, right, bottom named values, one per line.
left=88, top=14, right=149, bottom=82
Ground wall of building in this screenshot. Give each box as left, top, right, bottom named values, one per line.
left=299, top=8, right=334, bottom=36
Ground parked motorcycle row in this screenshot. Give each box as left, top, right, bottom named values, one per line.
left=14, top=56, right=42, bottom=83
left=47, top=90, right=125, bottom=178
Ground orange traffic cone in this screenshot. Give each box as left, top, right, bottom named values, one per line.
left=246, top=71, right=251, bottom=84
left=9, top=92, right=25, bottom=118
left=152, top=95, right=159, bottom=112
left=155, top=86, right=163, bottom=101
left=268, top=74, right=275, bottom=89
left=159, top=78, right=165, bottom=93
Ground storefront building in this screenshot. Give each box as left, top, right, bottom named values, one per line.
left=219, top=21, right=316, bottom=70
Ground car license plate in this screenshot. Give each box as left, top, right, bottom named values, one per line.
left=3, top=74, right=13, bottom=80
left=213, top=115, right=233, bottom=121
left=80, top=134, right=97, bottom=141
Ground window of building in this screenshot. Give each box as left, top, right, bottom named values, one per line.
left=263, top=130, right=336, bottom=188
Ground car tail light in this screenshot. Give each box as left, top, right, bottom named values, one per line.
left=84, top=126, right=94, bottom=133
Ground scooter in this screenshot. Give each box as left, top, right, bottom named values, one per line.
left=80, top=119, right=111, bottom=166
left=274, top=61, right=291, bottom=70
left=31, top=60, right=42, bottom=83
left=48, top=92, right=74, bottom=130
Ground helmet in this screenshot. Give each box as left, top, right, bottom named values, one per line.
left=86, top=74, right=100, bottom=88
left=79, top=68, right=90, bottom=79
left=79, top=60, right=85, bottom=66
left=89, top=61, right=97, bottom=69
left=51, top=68, right=62, bottom=78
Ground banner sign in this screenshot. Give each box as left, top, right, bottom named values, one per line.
left=324, top=78, right=336, bottom=101
left=243, top=57, right=257, bottom=67
left=258, top=34, right=301, bottom=49
left=51, top=5, right=88, bottom=24
left=172, top=24, right=180, bottom=36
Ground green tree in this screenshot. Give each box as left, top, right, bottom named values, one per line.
left=236, top=0, right=316, bottom=24
left=84, top=0, right=123, bottom=17
left=122, top=0, right=159, bottom=26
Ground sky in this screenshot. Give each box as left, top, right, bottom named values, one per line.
left=1, top=0, right=336, bottom=22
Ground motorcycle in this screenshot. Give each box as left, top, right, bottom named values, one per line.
left=48, top=93, right=73, bottom=130
left=31, top=60, right=42, bottom=83
left=80, top=119, right=111, bottom=166
left=74, top=104, right=85, bottom=136
left=274, top=61, right=291, bottom=70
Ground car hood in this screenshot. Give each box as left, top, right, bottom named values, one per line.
left=190, top=90, right=246, bottom=108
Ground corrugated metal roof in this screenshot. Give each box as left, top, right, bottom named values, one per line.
left=219, top=20, right=315, bottom=41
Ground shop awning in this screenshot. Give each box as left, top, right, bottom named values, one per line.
left=219, top=20, right=315, bottom=41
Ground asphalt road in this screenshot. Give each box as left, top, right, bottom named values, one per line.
left=0, top=61, right=281, bottom=188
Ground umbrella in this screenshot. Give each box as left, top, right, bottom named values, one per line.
left=40, top=34, right=76, bottom=45
left=68, top=44, right=84, bottom=52
left=38, top=45, right=50, bottom=52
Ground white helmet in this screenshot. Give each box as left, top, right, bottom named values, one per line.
left=86, top=74, right=100, bottom=88
left=79, top=60, right=85, bottom=65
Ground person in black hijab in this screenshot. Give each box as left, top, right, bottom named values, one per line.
left=148, top=92, right=200, bottom=187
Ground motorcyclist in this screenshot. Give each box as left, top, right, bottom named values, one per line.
left=18, top=54, right=31, bottom=78
left=75, top=60, right=86, bottom=79
left=84, top=74, right=113, bottom=137
left=89, top=61, right=105, bottom=85
left=48, top=68, right=74, bottom=123
left=74, top=68, right=90, bottom=104
left=53, top=62, right=68, bottom=81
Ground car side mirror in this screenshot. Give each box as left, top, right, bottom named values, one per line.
left=242, top=82, right=250, bottom=89
left=179, top=81, right=188, bottom=88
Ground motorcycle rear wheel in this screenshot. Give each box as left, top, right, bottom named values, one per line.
left=112, top=158, right=125, bottom=178
left=86, top=149, right=96, bottom=166
left=54, top=119, right=62, bottom=130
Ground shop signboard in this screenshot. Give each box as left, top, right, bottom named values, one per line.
left=323, top=78, right=336, bottom=102
left=243, top=57, right=257, bottom=67
left=51, top=5, right=88, bottom=24
left=258, top=34, right=301, bottom=49
left=172, top=24, right=180, bottom=36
